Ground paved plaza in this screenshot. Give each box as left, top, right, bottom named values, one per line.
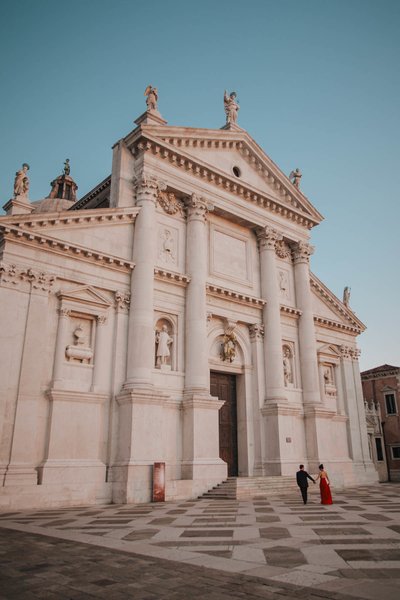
left=0, top=483, right=399, bottom=599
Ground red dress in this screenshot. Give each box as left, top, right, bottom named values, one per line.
left=320, top=476, right=333, bottom=505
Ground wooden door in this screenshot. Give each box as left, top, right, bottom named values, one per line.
left=210, top=372, right=238, bottom=476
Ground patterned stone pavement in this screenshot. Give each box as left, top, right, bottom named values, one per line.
left=0, top=483, right=399, bottom=599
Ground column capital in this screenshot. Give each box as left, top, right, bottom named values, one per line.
left=249, top=323, right=264, bottom=341
left=133, top=173, right=166, bottom=205
left=339, top=344, right=353, bottom=360
left=292, top=240, right=314, bottom=264
left=96, top=314, right=108, bottom=325
left=256, top=225, right=282, bottom=251
left=114, top=290, right=131, bottom=313
left=57, top=307, right=71, bottom=318
left=185, top=193, right=214, bottom=222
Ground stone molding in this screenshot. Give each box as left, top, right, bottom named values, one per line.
left=71, top=175, right=111, bottom=210
left=0, top=261, right=56, bottom=292
left=117, top=389, right=170, bottom=406
left=127, top=134, right=321, bottom=230
left=303, top=406, right=337, bottom=419
left=46, top=390, right=109, bottom=404
left=154, top=267, right=190, bottom=286
left=280, top=305, right=302, bottom=318
left=292, top=240, right=314, bottom=264
left=261, top=404, right=302, bottom=417
left=314, top=315, right=360, bottom=334
left=0, top=206, right=138, bottom=230
left=206, top=283, right=266, bottom=308
left=182, top=395, right=225, bottom=410
left=0, top=225, right=134, bottom=273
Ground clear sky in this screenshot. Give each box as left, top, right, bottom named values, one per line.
left=0, top=0, right=399, bottom=371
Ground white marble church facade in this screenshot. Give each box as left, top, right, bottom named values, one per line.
left=0, top=92, right=377, bottom=509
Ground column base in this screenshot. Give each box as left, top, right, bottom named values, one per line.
left=3, top=465, right=38, bottom=486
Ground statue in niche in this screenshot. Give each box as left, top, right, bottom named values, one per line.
left=278, top=270, right=289, bottom=299
left=160, top=229, right=175, bottom=264
left=144, top=85, right=158, bottom=111
left=323, top=367, right=333, bottom=385
left=65, top=323, right=93, bottom=364
left=13, top=163, right=30, bottom=198
left=343, top=286, right=351, bottom=307
left=224, top=90, right=239, bottom=125
left=289, top=168, right=302, bottom=189
left=63, top=158, right=70, bottom=176
left=155, top=324, right=173, bottom=367
left=221, top=332, right=237, bottom=363
left=283, top=346, right=293, bottom=386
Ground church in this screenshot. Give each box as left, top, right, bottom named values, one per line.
left=0, top=88, right=377, bottom=509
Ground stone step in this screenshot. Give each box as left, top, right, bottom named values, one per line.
left=200, top=476, right=298, bottom=500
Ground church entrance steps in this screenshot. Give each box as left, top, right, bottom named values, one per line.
left=200, top=476, right=298, bottom=500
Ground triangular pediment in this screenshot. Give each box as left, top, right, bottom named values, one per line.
left=125, top=124, right=323, bottom=227
left=311, top=273, right=366, bottom=333
left=58, top=285, right=112, bottom=308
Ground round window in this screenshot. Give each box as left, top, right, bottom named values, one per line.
left=232, top=166, right=241, bottom=178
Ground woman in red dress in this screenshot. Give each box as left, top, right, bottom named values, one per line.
left=316, top=464, right=333, bottom=505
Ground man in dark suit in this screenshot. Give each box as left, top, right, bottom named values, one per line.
left=296, top=464, right=315, bottom=504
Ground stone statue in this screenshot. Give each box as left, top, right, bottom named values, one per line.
left=343, top=286, right=351, bottom=306
left=289, top=168, right=302, bottom=189
left=224, top=90, right=239, bottom=125
left=323, top=367, right=332, bottom=385
left=63, top=158, right=70, bottom=176
left=13, top=163, right=30, bottom=198
left=278, top=270, right=289, bottom=298
left=283, top=346, right=293, bottom=386
left=221, top=332, right=237, bottom=363
left=144, top=85, right=158, bottom=111
left=160, top=229, right=175, bottom=264
left=155, top=324, right=173, bottom=366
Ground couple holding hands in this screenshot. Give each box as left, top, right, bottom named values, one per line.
left=296, top=464, right=333, bottom=505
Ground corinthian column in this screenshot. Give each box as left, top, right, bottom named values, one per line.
left=257, top=226, right=286, bottom=404
left=124, top=175, right=164, bottom=389
left=184, top=194, right=213, bottom=395
left=182, top=194, right=226, bottom=483
left=292, top=241, right=320, bottom=405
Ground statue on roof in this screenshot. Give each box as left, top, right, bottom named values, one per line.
left=63, top=158, right=70, bottom=176
left=289, top=168, right=302, bottom=188
left=343, top=286, right=351, bottom=307
left=13, top=163, right=30, bottom=198
left=224, top=90, right=239, bottom=125
left=144, top=85, right=158, bottom=111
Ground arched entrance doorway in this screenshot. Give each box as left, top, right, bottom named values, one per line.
left=210, top=371, right=238, bottom=476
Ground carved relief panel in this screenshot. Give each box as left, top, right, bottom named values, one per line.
left=65, top=317, right=94, bottom=364
left=158, top=226, right=178, bottom=268
left=282, top=343, right=295, bottom=388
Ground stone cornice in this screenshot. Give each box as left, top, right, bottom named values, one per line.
left=361, top=367, right=400, bottom=381
left=128, top=132, right=321, bottom=230
left=310, top=272, right=366, bottom=333
left=0, top=206, right=139, bottom=230
left=280, top=305, right=302, bottom=318
left=154, top=268, right=190, bottom=286
left=0, top=261, right=56, bottom=292
left=206, top=283, right=266, bottom=308
left=70, top=175, right=111, bottom=210
left=47, top=390, right=109, bottom=404
left=314, top=315, right=361, bottom=334
left=0, top=224, right=134, bottom=273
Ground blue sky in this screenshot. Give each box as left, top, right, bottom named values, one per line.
left=0, top=0, right=399, bottom=370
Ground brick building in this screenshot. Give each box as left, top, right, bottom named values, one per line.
left=361, top=364, right=400, bottom=481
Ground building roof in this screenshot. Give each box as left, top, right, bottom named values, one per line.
left=361, top=364, right=399, bottom=378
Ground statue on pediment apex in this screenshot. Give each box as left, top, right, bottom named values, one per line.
left=343, top=286, right=351, bottom=307
left=224, top=90, right=239, bottom=125
left=63, top=158, right=70, bottom=176
left=289, top=168, right=302, bottom=189
left=144, top=85, right=158, bottom=111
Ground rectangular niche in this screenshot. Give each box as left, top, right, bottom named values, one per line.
left=210, top=224, right=252, bottom=287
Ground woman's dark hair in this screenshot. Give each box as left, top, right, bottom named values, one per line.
left=319, top=464, right=324, bottom=470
